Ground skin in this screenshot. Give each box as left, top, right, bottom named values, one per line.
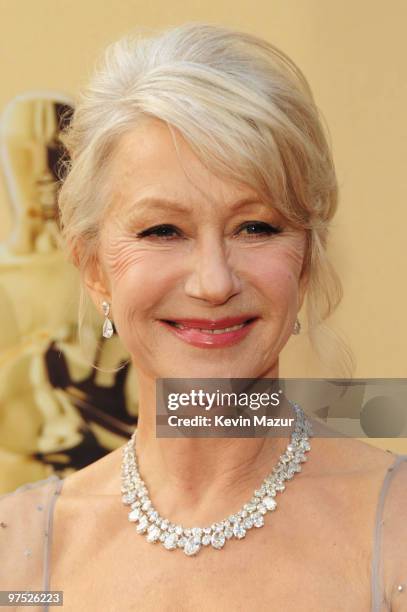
left=84, top=116, right=310, bottom=518
left=50, top=117, right=397, bottom=611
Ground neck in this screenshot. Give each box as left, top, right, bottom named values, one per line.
left=131, top=365, right=296, bottom=526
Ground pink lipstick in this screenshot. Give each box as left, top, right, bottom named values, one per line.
left=158, top=315, right=259, bottom=348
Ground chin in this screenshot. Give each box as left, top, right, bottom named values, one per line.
left=158, top=361, right=257, bottom=380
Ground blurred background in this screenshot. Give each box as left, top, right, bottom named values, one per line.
left=0, top=0, right=406, bottom=493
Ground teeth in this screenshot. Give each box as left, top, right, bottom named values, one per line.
left=173, top=322, right=246, bottom=333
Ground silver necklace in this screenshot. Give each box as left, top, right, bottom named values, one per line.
left=121, top=401, right=312, bottom=557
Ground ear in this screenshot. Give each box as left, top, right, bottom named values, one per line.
left=69, top=236, right=112, bottom=315
left=82, top=254, right=112, bottom=316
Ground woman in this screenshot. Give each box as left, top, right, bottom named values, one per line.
left=1, top=22, right=406, bottom=612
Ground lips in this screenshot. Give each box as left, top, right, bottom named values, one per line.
left=161, top=315, right=258, bottom=330
left=158, top=316, right=259, bottom=349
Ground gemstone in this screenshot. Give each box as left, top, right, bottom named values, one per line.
left=146, top=526, right=161, bottom=543
left=224, top=526, right=234, bottom=539
left=263, top=497, right=277, bottom=511
left=211, top=532, right=226, bottom=549
left=103, top=318, right=114, bottom=338
left=177, top=536, right=186, bottom=548
left=202, top=535, right=211, bottom=546
left=122, top=492, right=135, bottom=504
left=136, top=517, right=149, bottom=534
left=233, top=522, right=246, bottom=539
left=253, top=513, right=264, bottom=528
left=163, top=533, right=178, bottom=550
left=237, top=510, right=248, bottom=519
left=142, top=500, right=152, bottom=511
left=191, top=527, right=202, bottom=538
left=243, top=516, right=254, bottom=530
left=184, top=536, right=201, bottom=556
left=128, top=508, right=141, bottom=522
left=175, top=525, right=183, bottom=536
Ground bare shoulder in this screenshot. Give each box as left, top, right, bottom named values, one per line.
left=304, top=416, right=398, bottom=477
left=51, top=444, right=126, bottom=564
left=57, top=443, right=125, bottom=499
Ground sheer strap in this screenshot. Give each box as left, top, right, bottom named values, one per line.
left=371, top=453, right=407, bottom=611
left=0, top=475, right=64, bottom=610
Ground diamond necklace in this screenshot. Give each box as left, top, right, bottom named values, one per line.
left=120, top=401, right=312, bottom=557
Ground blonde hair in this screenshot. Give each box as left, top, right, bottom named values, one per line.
left=58, top=21, right=355, bottom=376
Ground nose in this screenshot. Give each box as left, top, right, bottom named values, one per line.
left=184, top=237, right=241, bottom=305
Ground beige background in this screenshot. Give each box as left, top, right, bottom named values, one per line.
left=0, top=0, right=406, bottom=469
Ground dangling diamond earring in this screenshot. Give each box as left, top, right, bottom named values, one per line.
left=102, top=301, right=114, bottom=338
left=292, top=317, right=301, bottom=335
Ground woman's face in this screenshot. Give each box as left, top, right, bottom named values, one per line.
left=92, top=118, right=308, bottom=379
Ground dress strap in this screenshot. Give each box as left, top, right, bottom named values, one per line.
left=371, top=453, right=407, bottom=611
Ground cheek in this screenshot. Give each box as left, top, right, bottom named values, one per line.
left=103, top=237, right=184, bottom=316
left=104, top=236, right=154, bottom=285
left=242, top=240, right=305, bottom=303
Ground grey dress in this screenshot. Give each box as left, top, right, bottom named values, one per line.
left=0, top=454, right=406, bottom=611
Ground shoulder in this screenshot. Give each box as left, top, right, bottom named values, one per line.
left=302, top=423, right=399, bottom=478
left=296, top=434, right=399, bottom=536
left=56, top=443, right=125, bottom=498
left=0, top=474, right=64, bottom=512
left=0, top=474, right=63, bottom=590
left=0, top=474, right=64, bottom=539
left=376, top=453, right=407, bottom=611
left=49, top=444, right=125, bottom=543
left=305, top=433, right=407, bottom=609
left=49, top=447, right=126, bottom=579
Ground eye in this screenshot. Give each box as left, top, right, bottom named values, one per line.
left=136, top=221, right=283, bottom=241
left=237, top=221, right=283, bottom=238
left=136, top=224, right=181, bottom=240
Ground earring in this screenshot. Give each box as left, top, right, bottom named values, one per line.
left=292, top=317, right=301, bottom=335
left=102, top=301, right=114, bottom=338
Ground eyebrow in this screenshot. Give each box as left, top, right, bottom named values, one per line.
left=130, top=196, right=266, bottom=215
